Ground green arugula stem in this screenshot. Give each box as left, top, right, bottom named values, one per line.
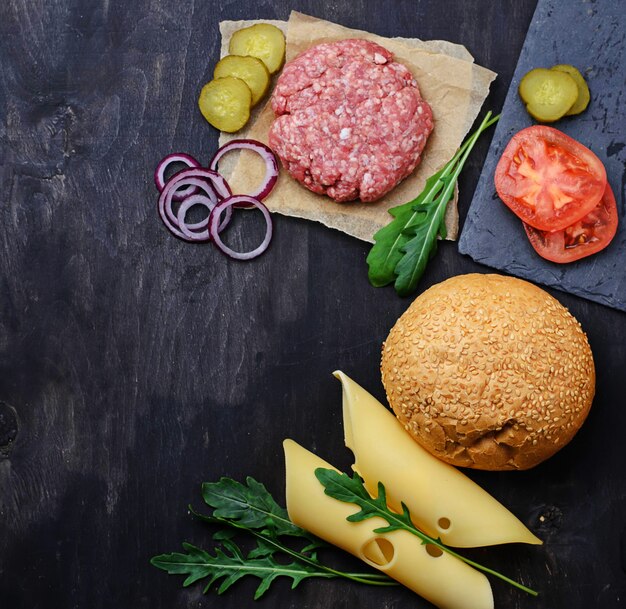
left=228, top=518, right=396, bottom=586
left=369, top=506, right=537, bottom=597
left=316, top=468, right=538, bottom=597
left=378, top=123, right=477, bottom=269
left=403, top=112, right=499, bottom=215
left=426, top=542, right=538, bottom=597
left=446, top=112, right=500, bottom=190
left=399, top=111, right=500, bottom=293
left=190, top=507, right=397, bottom=586
left=366, top=111, right=500, bottom=296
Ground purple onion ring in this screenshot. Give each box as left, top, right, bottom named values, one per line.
left=158, top=169, right=232, bottom=242
left=154, top=153, right=201, bottom=201
left=209, top=139, right=279, bottom=204
left=208, top=195, right=273, bottom=260
left=176, top=193, right=230, bottom=242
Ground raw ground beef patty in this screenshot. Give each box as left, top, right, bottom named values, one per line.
left=269, top=39, right=434, bottom=203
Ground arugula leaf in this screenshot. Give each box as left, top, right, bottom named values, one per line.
left=366, top=168, right=449, bottom=288
left=393, top=188, right=451, bottom=296
left=152, top=476, right=397, bottom=599
left=315, top=467, right=539, bottom=597
left=150, top=539, right=330, bottom=600
left=190, top=504, right=315, bottom=556
left=366, top=112, right=499, bottom=296
left=188, top=504, right=395, bottom=586
left=201, top=476, right=305, bottom=539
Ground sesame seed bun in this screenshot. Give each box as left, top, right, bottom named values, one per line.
left=381, top=274, right=595, bottom=470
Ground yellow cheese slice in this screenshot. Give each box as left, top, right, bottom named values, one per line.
left=283, top=439, right=494, bottom=609
left=335, top=370, right=542, bottom=548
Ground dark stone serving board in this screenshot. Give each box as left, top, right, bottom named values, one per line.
left=459, top=0, right=626, bottom=311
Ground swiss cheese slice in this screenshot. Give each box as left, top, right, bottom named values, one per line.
left=283, top=439, right=494, bottom=609
left=335, top=370, right=542, bottom=547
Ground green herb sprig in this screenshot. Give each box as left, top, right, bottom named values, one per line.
left=366, top=111, right=500, bottom=296
left=151, top=476, right=396, bottom=599
left=315, top=467, right=538, bottom=597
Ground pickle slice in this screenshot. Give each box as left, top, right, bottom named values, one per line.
left=228, top=23, right=286, bottom=74
left=198, top=77, right=252, bottom=133
left=551, top=64, right=590, bottom=116
left=214, top=55, right=270, bottom=106
left=518, top=68, right=578, bottom=122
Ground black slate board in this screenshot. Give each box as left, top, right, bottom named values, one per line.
left=459, top=0, right=626, bottom=311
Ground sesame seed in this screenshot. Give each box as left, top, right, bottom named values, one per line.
left=381, top=275, right=593, bottom=467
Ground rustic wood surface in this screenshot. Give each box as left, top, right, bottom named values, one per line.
left=1, top=1, right=625, bottom=608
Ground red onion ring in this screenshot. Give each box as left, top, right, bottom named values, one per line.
left=158, top=169, right=232, bottom=242
left=209, top=139, right=279, bottom=204
left=154, top=153, right=201, bottom=201
left=176, top=194, right=229, bottom=241
left=169, top=178, right=218, bottom=231
left=160, top=177, right=216, bottom=238
left=208, top=195, right=273, bottom=260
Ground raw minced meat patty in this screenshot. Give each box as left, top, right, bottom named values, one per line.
left=268, top=39, right=434, bottom=203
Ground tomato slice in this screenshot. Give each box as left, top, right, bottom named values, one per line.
left=523, top=183, right=618, bottom=263
left=495, top=126, right=607, bottom=231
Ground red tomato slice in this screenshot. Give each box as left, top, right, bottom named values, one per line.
left=523, top=183, right=618, bottom=263
left=495, top=126, right=607, bottom=231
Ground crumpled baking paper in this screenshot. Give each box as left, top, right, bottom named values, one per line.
left=218, top=12, right=497, bottom=242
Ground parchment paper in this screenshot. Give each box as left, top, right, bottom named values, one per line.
left=219, top=12, right=497, bottom=243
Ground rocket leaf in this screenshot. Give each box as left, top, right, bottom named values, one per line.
left=150, top=539, right=333, bottom=600
left=366, top=111, right=500, bottom=296
left=151, top=476, right=396, bottom=599
left=315, top=467, right=538, bottom=597
left=201, top=476, right=314, bottom=540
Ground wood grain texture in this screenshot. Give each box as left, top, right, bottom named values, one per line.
left=1, top=1, right=625, bottom=608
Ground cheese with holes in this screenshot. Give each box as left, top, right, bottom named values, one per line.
left=335, top=370, right=542, bottom=547
left=283, top=439, right=494, bottom=609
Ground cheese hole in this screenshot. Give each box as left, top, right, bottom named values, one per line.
left=361, top=537, right=395, bottom=566
left=437, top=517, right=451, bottom=530
left=425, top=544, right=443, bottom=558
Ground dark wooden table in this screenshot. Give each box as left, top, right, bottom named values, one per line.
left=1, top=1, right=625, bottom=608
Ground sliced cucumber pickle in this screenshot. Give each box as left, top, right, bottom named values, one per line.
left=518, top=68, right=578, bottom=122
left=214, top=55, right=270, bottom=106
left=228, top=23, right=286, bottom=74
left=198, top=76, right=252, bottom=133
left=551, top=64, right=590, bottom=116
